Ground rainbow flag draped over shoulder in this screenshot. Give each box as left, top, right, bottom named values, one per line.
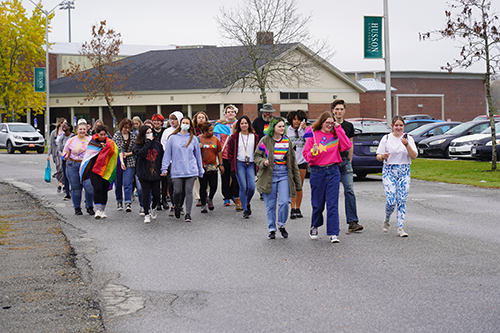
left=303, top=126, right=314, bottom=139
left=80, top=135, right=119, bottom=184
left=258, top=141, right=269, bottom=158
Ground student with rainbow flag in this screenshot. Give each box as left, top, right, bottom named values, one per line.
left=254, top=117, right=302, bottom=240
left=80, top=124, right=119, bottom=219
left=303, top=111, right=352, bottom=243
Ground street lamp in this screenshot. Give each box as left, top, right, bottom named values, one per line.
left=29, top=0, right=65, bottom=142
left=59, top=0, right=75, bottom=43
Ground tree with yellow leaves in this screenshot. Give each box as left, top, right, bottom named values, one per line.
left=0, top=0, right=50, bottom=121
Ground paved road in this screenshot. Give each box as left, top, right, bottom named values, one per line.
left=2, top=152, right=500, bottom=332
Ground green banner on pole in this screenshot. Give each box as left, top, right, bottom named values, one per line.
left=364, top=16, right=383, bottom=59
left=34, top=67, right=46, bottom=92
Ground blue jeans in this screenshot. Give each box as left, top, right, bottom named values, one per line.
left=338, top=159, right=359, bottom=224
left=66, top=160, right=94, bottom=210
left=115, top=167, right=135, bottom=204
left=135, top=175, right=143, bottom=208
left=262, top=164, right=290, bottom=232
left=236, top=160, right=256, bottom=208
left=309, top=164, right=340, bottom=236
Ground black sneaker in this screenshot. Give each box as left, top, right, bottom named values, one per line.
left=174, top=206, right=181, bottom=219
left=268, top=231, right=276, bottom=239
left=63, top=194, right=71, bottom=201
left=185, top=214, right=192, bottom=222
left=207, top=198, right=214, bottom=211
left=157, top=202, right=163, bottom=211
left=309, top=226, right=318, bottom=240
left=290, top=208, right=297, bottom=219
left=348, top=221, right=364, bottom=232
left=57, top=185, right=62, bottom=193
left=117, top=202, right=123, bottom=211
left=246, top=204, right=251, bottom=216
left=243, top=210, right=250, bottom=219
left=86, top=207, right=95, bottom=215
left=279, top=227, right=289, bottom=239
left=162, top=200, right=169, bottom=210
left=295, top=209, right=303, bottom=218
left=75, top=208, right=83, bottom=215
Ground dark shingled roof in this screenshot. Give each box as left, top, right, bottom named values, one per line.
left=50, top=44, right=298, bottom=94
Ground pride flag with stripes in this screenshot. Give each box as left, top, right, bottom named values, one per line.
left=80, top=136, right=119, bottom=184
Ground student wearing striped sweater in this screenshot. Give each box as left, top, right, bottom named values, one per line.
left=254, top=117, right=302, bottom=240
left=303, top=111, right=352, bottom=243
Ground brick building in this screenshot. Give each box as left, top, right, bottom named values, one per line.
left=349, top=71, right=487, bottom=122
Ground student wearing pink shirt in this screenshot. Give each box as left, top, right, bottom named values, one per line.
left=303, top=111, right=352, bottom=243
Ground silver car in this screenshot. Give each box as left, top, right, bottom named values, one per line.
left=0, top=122, right=45, bottom=154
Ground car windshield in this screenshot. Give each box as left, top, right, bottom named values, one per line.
left=445, top=122, right=476, bottom=135
left=408, top=123, right=436, bottom=135
left=479, top=124, right=500, bottom=134
left=8, top=124, right=37, bottom=132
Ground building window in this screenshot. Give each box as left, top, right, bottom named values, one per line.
left=280, top=92, right=308, bottom=100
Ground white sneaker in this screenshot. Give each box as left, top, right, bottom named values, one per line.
left=94, top=210, right=102, bottom=219
left=101, top=211, right=107, bottom=219
left=139, top=207, right=145, bottom=216
left=397, top=227, right=408, bottom=237
left=144, top=214, right=151, bottom=223
left=151, top=208, right=158, bottom=220
left=329, top=235, right=340, bottom=243
left=383, top=219, right=390, bottom=233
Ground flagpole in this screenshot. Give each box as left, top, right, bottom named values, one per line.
left=383, top=0, right=392, bottom=123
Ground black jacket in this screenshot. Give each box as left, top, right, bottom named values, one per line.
left=133, top=139, right=164, bottom=181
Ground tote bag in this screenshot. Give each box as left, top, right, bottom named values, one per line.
left=44, top=160, right=51, bottom=183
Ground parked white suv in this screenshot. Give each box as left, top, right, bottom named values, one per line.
left=0, top=122, right=45, bottom=154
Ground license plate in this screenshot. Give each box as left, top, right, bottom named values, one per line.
left=472, top=148, right=476, bottom=154
left=419, top=148, right=424, bottom=154
left=450, top=147, right=456, bottom=153
left=29, top=144, right=35, bottom=147
left=369, top=146, right=378, bottom=153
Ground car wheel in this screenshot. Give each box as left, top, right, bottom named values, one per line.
left=355, top=173, right=367, bottom=178
left=444, top=146, right=451, bottom=159
left=37, top=147, right=44, bottom=154
left=6, top=141, right=15, bottom=154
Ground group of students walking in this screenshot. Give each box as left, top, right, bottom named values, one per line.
left=47, top=100, right=417, bottom=240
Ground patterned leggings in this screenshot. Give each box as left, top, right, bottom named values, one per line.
left=382, top=164, right=411, bottom=228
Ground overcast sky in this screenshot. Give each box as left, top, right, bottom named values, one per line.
left=21, top=0, right=497, bottom=73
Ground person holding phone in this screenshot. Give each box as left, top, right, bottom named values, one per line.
left=376, top=116, right=418, bottom=237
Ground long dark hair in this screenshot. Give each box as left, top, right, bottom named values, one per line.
left=135, top=125, right=150, bottom=145
left=234, top=115, right=255, bottom=133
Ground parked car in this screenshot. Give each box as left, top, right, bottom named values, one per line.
left=0, top=122, right=45, bottom=154
left=350, top=121, right=392, bottom=178
left=472, top=114, right=500, bottom=121
left=418, top=120, right=494, bottom=158
left=345, top=117, right=387, bottom=124
left=408, top=121, right=461, bottom=144
left=402, top=114, right=435, bottom=121
left=471, top=134, right=500, bottom=161
left=404, top=119, right=443, bottom=133
left=449, top=124, right=500, bottom=159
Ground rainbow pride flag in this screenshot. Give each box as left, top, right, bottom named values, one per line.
left=80, top=136, right=119, bottom=184
left=258, top=142, right=269, bottom=158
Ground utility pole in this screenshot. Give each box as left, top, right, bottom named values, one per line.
left=383, top=0, right=392, bottom=123
left=59, top=1, right=75, bottom=43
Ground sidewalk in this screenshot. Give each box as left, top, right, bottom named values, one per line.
left=0, top=182, right=105, bottom=333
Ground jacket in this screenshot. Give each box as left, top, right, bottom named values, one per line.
left=161, top=132, right=204, bottom=179
left=227, top=131, right=259, bottom=172
left=253, top=135, right=302, bottom=196
left=133, top=139, right=164, bottom=181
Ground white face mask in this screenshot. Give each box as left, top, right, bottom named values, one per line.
left=180, top=124, right=190, bottom=132
left=146, top=133, right=153, bottom=140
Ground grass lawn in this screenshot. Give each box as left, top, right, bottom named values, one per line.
left=411, top=158, right=500, bottom=189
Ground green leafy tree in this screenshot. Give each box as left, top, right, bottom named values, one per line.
left=421, top=0, right=500, bottom=171
left=0, top=0, right=50, bottom=121
left=62, top=20, right=131, bottom=130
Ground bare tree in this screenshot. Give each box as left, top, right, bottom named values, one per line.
left=195, top=0, right=332, bottom=104
left=421, top=0, right=500, bottom=171
left=62, top=20, right=131, bottom=129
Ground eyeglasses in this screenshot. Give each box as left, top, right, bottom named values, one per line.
left=324, top=122, right=335, bottom=125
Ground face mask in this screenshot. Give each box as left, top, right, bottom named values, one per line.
left=180, top=124, right=190, bottom=132
left=146, top=133, right=153, bottom=140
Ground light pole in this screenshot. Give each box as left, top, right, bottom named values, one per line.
left=59, top=0, right=75, bottom=43
left=29, top=0, right=64, bottom=142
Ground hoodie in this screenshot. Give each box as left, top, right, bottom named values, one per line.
left=161, top=132, right=204, bottom=179
left=160, top=111, right=184, bottom=150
